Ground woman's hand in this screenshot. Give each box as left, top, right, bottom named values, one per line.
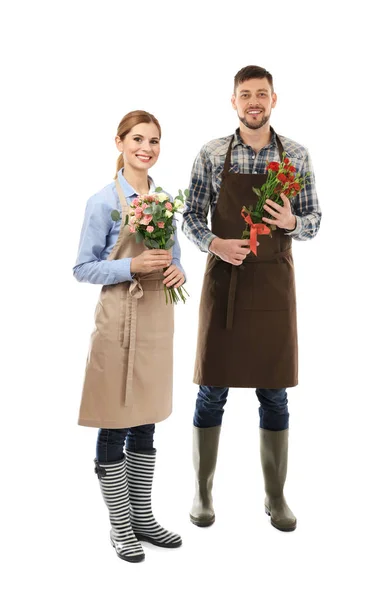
left=131, top=250, right=172, bottom=274
left=163, top=264, right=185, bottom=288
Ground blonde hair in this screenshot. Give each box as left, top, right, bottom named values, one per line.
left=114, top=110, right=162, bottom=179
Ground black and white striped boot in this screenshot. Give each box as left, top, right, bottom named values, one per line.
left=94, top=456, right=145, bottom=562
left=125, top=449, right=182, bottom=548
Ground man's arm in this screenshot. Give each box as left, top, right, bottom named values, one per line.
left=285, top=150, right=322, bottom=240
left=182, top=147, right=217, bottom=252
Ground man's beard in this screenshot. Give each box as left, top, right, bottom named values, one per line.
left=239, top=112, right=270, bottom=130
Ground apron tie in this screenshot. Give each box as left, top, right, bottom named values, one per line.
left=226, top=266, right=238, bottom=330
left=123, top=277, right=144, bottom=406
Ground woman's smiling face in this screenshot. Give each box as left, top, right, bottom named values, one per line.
left=116, top=122, right=161, bottom=171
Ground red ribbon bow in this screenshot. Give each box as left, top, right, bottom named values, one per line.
left=241, top=209, right=270, bottom=256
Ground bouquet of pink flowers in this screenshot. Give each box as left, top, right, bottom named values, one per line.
left=112, top=188, right=189, bottom=305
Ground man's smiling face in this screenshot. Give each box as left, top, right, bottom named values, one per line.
left=231, top=77, right=277, bottom=130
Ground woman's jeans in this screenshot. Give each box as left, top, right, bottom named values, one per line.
left=193, top=386, right=289, bottom=431
left=96, top=424, right=155, bottom=462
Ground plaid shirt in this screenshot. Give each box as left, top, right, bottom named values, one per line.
left=182, top=128, right=322, bottom=252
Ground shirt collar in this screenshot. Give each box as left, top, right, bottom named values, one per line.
left=232, top=127, right=277, bottom=151
left=117, top=168, right=156, bottom=198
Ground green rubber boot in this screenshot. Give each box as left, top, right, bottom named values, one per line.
left=190, top=425, right=221, bottom=527
left=260, top=428, right=297, bottom=532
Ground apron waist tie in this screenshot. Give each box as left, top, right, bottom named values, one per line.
left=226, top=248, right=292, bottom=331
left=123, top=278, right=144, bottom=406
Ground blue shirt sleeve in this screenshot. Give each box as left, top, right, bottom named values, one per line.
left=73, top=195, right=133, bottom=285
left=171, top=216, right=186, bottom=281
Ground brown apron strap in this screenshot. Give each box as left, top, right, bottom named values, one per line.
left=226, top=266, right=238, bottom=330
left=225, top=248, right=292, bottom=330
left=222, top=136, right=235, bottom=177
left=275, top=134, right=284, bottom=161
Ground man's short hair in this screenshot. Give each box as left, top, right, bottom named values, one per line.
left=234, top=65, right=274, bottom=93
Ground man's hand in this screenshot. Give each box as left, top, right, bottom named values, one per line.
left=210, top=237, right=251, bottom=266
left=131, top=250, right=172, bottom=274
left=163, top=264, right=185, bottom=288
left=262, top=193, right=296, bottom=231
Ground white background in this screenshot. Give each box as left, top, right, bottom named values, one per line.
left=1, top=1, right=374, bottom=598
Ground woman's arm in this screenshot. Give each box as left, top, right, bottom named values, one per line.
left=73, top=195, right=134, bottom=285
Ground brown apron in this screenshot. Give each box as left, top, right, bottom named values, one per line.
left=78, top=180, right=174, bottom=428
left=194, top=134, right=298, bottom=389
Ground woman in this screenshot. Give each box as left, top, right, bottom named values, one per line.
left=73, top=110, right=185, bottom=563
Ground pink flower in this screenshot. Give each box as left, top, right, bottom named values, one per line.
left=146, top=226, right=154, bottom=233
left=135, top=207, right=143, bottom=217
left=140, top=215, right=153, bottom=225
left=129, top=225, right=136, bottom=233
left=133, top=199, right=140, bottom=207
left=165, top=202, right=173, bottom=211
left=142, top=202, right=148, bottom=210
left=155, top=199, right=160, bottom=204
left=129, top=216, right=137, bottom=224
left=157, top=221, right=165, bottom=229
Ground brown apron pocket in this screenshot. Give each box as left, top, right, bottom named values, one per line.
left=250, top=261, right=295, bottom=311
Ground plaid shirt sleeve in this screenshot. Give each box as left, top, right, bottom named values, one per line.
left=286, top=150, right=322, bottom=240
left=182, top=146, right=217, bottom=253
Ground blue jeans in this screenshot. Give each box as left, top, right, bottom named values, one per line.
left=194, top=386, right=289, bottom=431
left=96, top=424, right=155, bottom=462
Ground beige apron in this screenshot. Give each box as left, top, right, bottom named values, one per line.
left=78, top=180, right=174, bottom=428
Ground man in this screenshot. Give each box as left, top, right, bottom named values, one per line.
left=182, top=65, right=321, bottom=532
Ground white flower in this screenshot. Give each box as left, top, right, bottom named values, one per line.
left=174, top=199, right=183, bottom=209
left=165, top=210, right=173, bottom=218
left=156, top=192, right=169, bottom=201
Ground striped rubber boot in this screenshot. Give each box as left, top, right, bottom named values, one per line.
left=125, top=450, right=182, bottom=548
left=94, top=456, right=145, bottom=562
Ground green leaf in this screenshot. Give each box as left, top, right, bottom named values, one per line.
left=143, top=206, right=153, bottom=214
left=184, top=189, right=190, bottom=198
left=252, top=187, right=262, bottom=197
left=164, top=239, right=175, bottom=250
left=155, top=186, right=163, bottom=192
left=124, top=215, right=129, bottom=227
left=148, top=239, right=160, bottom=249
left=135, top=231, right=144, bottom=244
left=144, top=239, right=153, bottom=249
left=154, top=206, right=162, bottom=220
left=178, top=189, right=183, bottom=197
left=111, top=209, right=121, bottom=222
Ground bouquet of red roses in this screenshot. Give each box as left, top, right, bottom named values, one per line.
left=241, top=154, right=310, bottom=255
left=112, top=188, right=189, bottom=304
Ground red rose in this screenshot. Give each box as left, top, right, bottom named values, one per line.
left=288, top=165, right=296, bottom=173
left=293, top=182, right=301, bottom=191
left=284, top=157, right=290, bottom=165
left=287, top=172, right=295, bottom=181
left=267, top=161, right=280, bottom=172
left=277, top=173, right=288, bottom=183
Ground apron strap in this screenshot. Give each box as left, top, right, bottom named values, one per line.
left=275, top=134, right=284, bottom=161
left=226, top=266, right=238, bottom=330
left=222, top=136, right=235, bottom=178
